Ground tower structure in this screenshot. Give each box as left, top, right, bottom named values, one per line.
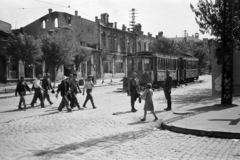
left=129, top=8, right=137, bottom=32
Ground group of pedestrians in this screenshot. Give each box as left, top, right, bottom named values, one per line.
left=15, top=73, right=53, bottom=110
left=128, top=70, right=172, bottom=121
left=15, top=73, right=96, bottom=112
left=56, top=74, right=96, bottom=112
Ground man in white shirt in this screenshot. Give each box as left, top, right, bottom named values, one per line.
left=30, top=74, right=45, bottom=108
left=82, top=75, right=96, bottom=109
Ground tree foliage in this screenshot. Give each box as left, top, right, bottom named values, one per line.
left=151, top=37, right=175, bottom=55
left=71, top=42, right=92, bottom=70
left=190, top=0, right=240, bottom=42
left=6, top=33, right=42, bottom=64
left=41, top=34, right=74, bottom=70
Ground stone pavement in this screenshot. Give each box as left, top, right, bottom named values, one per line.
left=1, top=75, right=240, bottom=160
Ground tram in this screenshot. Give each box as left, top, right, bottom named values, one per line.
left=127, top=51, right=199, bottom=89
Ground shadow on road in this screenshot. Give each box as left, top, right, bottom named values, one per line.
left=128, top=121, right=149, bottom=125
left=112, top=111, right=132, bottom=115
left=33, top=129, right=153, bottom=157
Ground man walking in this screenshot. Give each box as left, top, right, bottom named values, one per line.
left=15, top=76, right=31, bottom=110
left=42, top=73, right=54, bottom=105
left=128, top=72, right=141, bottom=112
left=56, top=76, right=72, bottom=112
left=164, top=70, right=173, bottom=111
left=82, top=75, right=96, bottom=109
left=69, top=73, right=83, bottom=110
left=30, top=74, right=45, bottom=108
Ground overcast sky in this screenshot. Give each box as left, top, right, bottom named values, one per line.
left=0, top=0, right=214, bottom=39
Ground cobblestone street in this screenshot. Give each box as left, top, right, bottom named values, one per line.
left=1, top=75, right=240, bottom=160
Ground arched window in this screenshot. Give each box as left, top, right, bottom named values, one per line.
left=54, top=18, right=58, bottom=27
left=101, top=32, right=106, bottom=49
left=114, top=35, right=118, bottom=51
left=42, top=20, right=46, bottom=29
left=138, top=41, right=141, bottom=52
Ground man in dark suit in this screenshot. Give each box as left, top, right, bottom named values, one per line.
left=128, top=72, right=141, bottom=112
left=42, top=73, right=54, bottom=105
left=164, top=70, right=173, bottom=111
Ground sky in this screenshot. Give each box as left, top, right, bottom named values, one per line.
left=0, top=0, right=214, bottom=39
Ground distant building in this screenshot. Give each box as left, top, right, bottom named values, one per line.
left=168, top=33, right=207, bottom=46
left=0, top=20, right=11, bottom=83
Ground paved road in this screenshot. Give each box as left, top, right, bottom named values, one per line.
left=0, top=75, right=240, bottom=160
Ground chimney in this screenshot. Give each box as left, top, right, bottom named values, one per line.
left=75, top=10, right=78, bottom=16
left=195, top=33, right=199, bottom=39
left=114, top=22, right=117, bottom=28
left=95, top=16, right=98, bottom=22
left=49, top=8, right=52, bottom=14
left=122, top=24, right=126, bottom=31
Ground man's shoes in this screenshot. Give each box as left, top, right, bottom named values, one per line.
left=93, top=106, right=97, bottom=109
left=140, top=118, right=146, bottom=121
left=41, top=106, right=46, bottom=108
left=131, top=109, right=137, bottom=112
left=164, top=108, right=171, bottom=111
left=138, top=97, right=141, bottom=103
left=18, top=107, right=23, bottom=110
left=50, top=102, right=53, bottom=105
left=83, top=106, right=87, bottom=108
left=154, top=118, right=158, bottom=121
left=78, top=107, right=83, bottom=110
left=67, top=109, right=72, bottom=112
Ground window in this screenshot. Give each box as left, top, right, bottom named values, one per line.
left=42, top=20, right=46, bottom=29
left=101, top=33, right=106, bottom=49
left=137, top=58, right=142, bottom=71
left=138, top=41, right=141, bottom=52
left=67, top=17, right=71, bottom=26
left=143, top=58, right=152, bottom=71
left=54, top=18, right=58, bottom=27
left=144, top=43, right=147, bottom=51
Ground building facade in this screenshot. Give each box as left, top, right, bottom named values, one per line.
left=2, top=9, right=160, bottom=83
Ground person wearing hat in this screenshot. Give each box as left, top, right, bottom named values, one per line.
left=164, top=70, right=173, bottom=111
left=128, top=72, right=141, bottom=112
left=15, top=76, right=31, bottom=110
left=69, top=73, right=82, bottom=110
left=82, top=75, right=96, bottom=109
left=56, top=76, right=71, bottom=112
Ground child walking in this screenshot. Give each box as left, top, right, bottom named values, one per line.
left=15, top=76, right=31, bottom=110
left=140, top=83, right=158, bottom=121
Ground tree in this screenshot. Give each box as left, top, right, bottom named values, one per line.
left=71, top=42, right=92, bottom=71
left=151, top=37, right=175, bottom=55
left=41, top=34, right=74, bottom=85
left=190, top=0, right=240, bottom=42
left=6, top=33, right=42, bottom=65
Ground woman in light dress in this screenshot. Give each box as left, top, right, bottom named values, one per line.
left=140, top=83, right=158, bottom=121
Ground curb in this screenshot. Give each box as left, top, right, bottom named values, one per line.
left=161, top=119, right=240, bottom=139
left=0, top=82, right=122, bottom=100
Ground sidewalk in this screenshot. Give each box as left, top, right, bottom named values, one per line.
left=0, top=78, right=123, bottom=99
left=161, top=96, right=240, bottom=139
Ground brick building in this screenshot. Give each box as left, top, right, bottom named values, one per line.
left=0, top=20, right=11, bottom=83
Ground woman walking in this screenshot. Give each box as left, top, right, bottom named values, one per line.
left=140, top=83, right=158, bottom=122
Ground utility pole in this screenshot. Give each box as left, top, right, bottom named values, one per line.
left=129, top=8, right=137, bottom=72
left=221, top=0, right=234, bottom=104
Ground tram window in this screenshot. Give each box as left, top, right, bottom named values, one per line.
left=143, top=58, right=151, bottom=71
left=137, top=58, right=142, bottom=71
left=158, top=58, right=161, bottom=70
left=173, top=59, right=176, bottom=70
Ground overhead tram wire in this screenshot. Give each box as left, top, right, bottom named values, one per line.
left=34, top=0, right=95, bottom=19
